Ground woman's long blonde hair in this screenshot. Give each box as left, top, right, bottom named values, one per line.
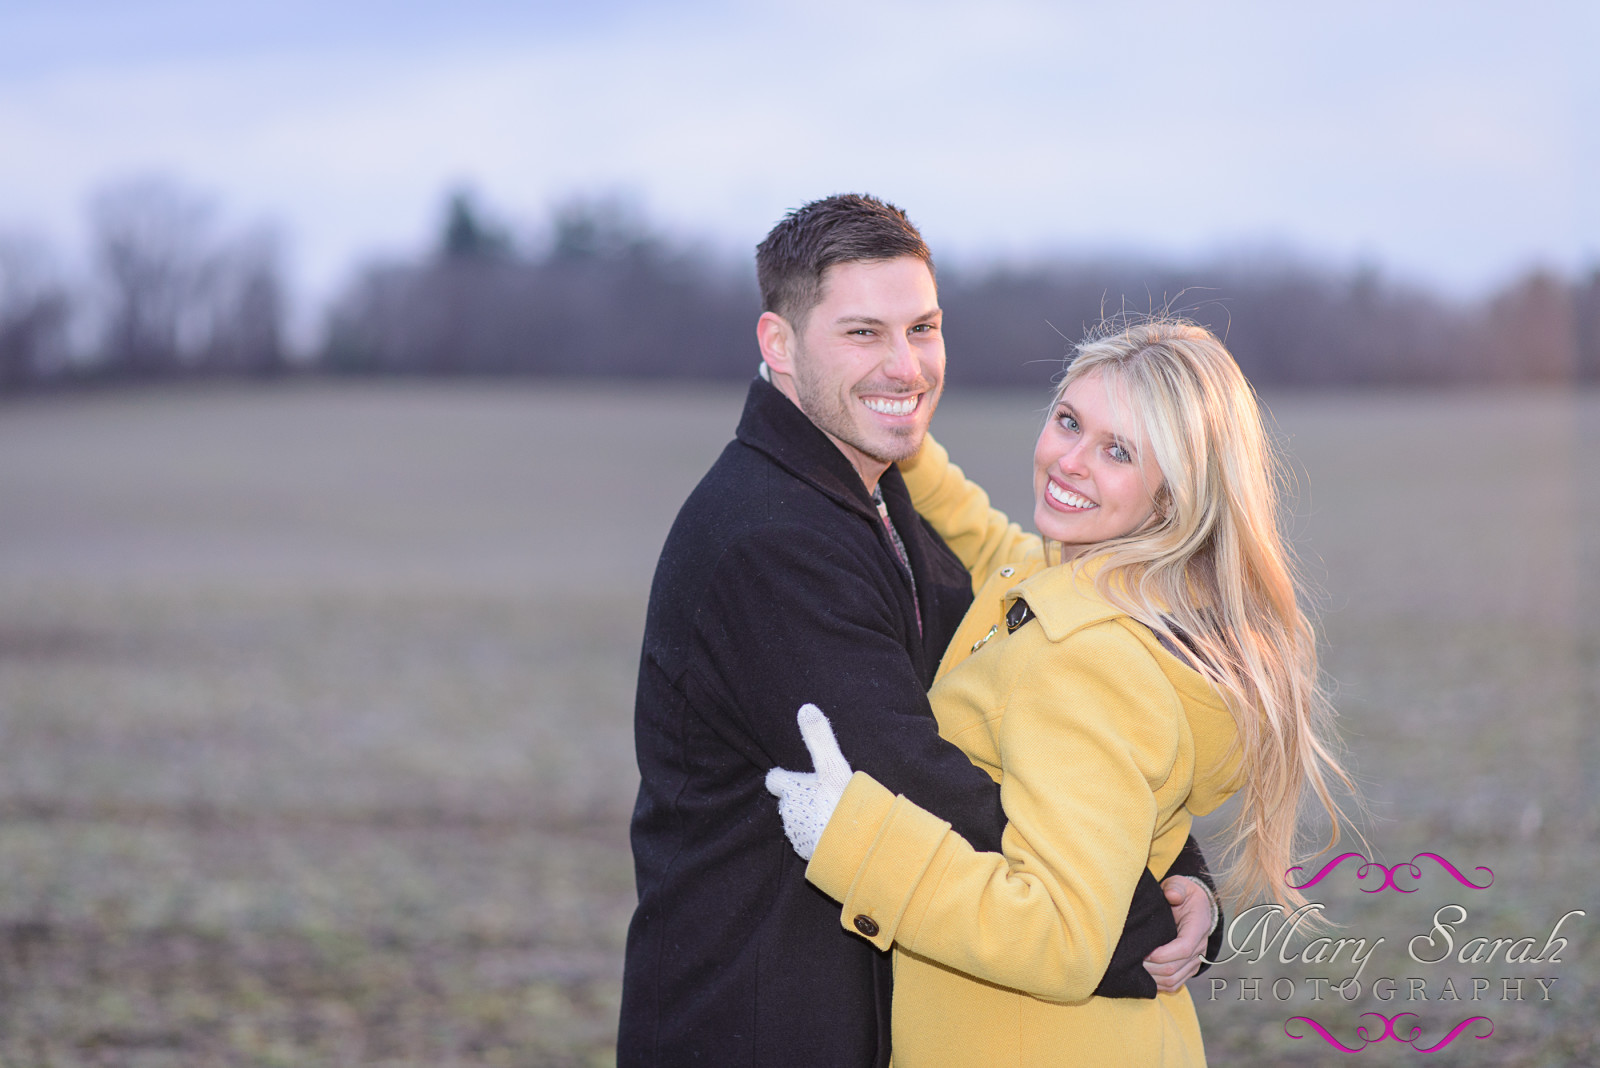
left=1056, top=316, right=1352, bottom=909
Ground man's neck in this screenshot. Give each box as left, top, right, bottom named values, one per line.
left=818, top=428, right=889, bottom=495
left=766, top=366, right=889, bottom=494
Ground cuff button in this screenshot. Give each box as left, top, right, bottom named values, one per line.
left=853, top=914, right=880, bottom=937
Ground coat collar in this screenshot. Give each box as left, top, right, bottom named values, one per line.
left=735, top=377, right=883, bottom=522
left=1006, top=558, right=1123, bottom=644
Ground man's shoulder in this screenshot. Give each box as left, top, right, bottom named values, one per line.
left=639, top=437, right=896, bottom=678
left=667, top=435, right=861, bottom=547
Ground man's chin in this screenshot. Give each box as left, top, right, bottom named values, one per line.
left=865, top=427, right=929, bottom=466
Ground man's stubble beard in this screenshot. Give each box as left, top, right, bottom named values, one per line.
left=792, top=359, right=939, bottom=466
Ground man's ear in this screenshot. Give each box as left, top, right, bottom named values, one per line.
left=757, top=311, right=796, bottom=376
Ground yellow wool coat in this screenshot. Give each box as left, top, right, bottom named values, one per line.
left=805, top=437, right=1243, bottom=1067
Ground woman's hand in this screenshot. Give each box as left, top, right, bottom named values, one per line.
left=1142, top=876, right=1217, bottom=993
left=765, top=704, right=854, bottom=860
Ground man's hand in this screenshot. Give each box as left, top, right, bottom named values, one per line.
left=1142, top=876, right=1216, bottom=994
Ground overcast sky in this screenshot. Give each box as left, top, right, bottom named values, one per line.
left=2, top=0, right=1595, bottom=316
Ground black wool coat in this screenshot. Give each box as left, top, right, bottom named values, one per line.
left=618, top=379, right=1216, bottom=1068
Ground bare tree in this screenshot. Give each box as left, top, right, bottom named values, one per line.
left=0, top=235, right=71, bottom=391
left=1575, top=268, right=1600, bottom=383
left=91, top=177, right=216, bottom=376
left=318, top=190, right=1594, bottom=388
left=322, top=192, right=756, bottom=377
left=1481, top=270, right=1579, bottom=382
left=204, top=226, right=288, bottom=376
left=88, top=177, right=289, bottom=378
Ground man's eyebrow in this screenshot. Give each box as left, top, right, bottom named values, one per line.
left=833, top=308, right=942, bottom=327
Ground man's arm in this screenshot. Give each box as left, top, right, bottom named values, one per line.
left=686, top=525, right=1008, bottom=851
left=1141, top=837, right=1226, bottom=993
left=1091, top=840, right=1219, bottom=997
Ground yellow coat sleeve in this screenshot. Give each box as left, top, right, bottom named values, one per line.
left=806, top=619, right=1183, bottom=1003
left=897, top=434, right=1044, bottom=592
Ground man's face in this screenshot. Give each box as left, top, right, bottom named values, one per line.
left=783, top=257, right=944, bottom=481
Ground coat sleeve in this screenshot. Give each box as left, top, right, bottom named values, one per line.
left=684, top=523, right=1008, bottom=854
left=805, top=620, right=1182, bottom=1003
left=897, top=435, right=1044, bottom=592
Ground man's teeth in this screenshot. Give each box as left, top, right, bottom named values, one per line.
left=863, top=396, right=917, bottom=416
left=1047, top=482, right=1096, bottom=509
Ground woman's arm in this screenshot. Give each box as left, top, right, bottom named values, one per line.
left=898, top=434, right=1044, bottom=591
left=805, top=620, right=1182, bottom=1003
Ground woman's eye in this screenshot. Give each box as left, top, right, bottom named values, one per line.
left=1108, top=443, right=1132, bottom=463
left=1057, top=412, right=1078, bottom=432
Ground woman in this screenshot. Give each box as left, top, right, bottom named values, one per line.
left=766, top=318, right=1351, bottom=1066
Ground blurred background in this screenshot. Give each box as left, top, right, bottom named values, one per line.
left=0, top=1, right=1595, bottom=1064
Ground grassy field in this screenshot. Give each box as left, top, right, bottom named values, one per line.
left=0, top=381, right=1594, bottom=1066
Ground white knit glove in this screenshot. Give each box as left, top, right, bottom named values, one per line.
left=764, top=704, right=854, bottom=860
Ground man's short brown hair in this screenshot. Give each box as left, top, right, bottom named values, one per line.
left=755, top=194, right=934, bottom=331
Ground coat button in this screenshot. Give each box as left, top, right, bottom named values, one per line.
left=853, top=914, right=880, bottom=937
left=971, top=624, right=999, bottom=652
left=1000, top=566, right=1015, bottom=577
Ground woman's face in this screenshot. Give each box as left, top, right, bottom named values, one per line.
left=1033, top=369, right=1165, bottom=552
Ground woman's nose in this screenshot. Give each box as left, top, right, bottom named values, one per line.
left=1056, top=440, right=1090, bottom=475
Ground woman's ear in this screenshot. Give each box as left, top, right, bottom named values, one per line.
left=1155, top=483, right=1174, bottom=519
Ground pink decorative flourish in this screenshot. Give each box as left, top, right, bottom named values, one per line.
left=1412, top=1016, right=1494, bottom=1052
left=1359, top=1012, right=1423, bottom=1043
left=1286, top=1014, right=1493, bottom=1052
left=1284, top=1016, right=1366, bottom=1052
left=1356, top=858, right=1423, bottom=892
left=1284, top=852, right=1492, bottom=893
left=1410, top=852, right=1493, bottom=889
left=1283, top=852, right=1365, bottom=890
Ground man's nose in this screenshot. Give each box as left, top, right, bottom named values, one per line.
left=882, top=331, right=919, bottom=381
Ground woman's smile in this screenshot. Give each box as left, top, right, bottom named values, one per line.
left=1043, top=478, right=1097, bottom=511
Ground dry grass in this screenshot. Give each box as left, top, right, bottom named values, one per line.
left=0, top=381, right=1594, bottom=1065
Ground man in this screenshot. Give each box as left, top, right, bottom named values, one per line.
left=619, top=195, right=1219, bottom=1066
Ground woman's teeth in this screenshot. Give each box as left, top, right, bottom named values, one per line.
left=1047, top=481, right=1096, bottom=509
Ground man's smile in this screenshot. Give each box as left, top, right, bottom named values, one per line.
left=861, top=394, right=920, bottom=417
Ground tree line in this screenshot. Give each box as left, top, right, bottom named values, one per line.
left=4, top=178, right=1597, bottom=393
